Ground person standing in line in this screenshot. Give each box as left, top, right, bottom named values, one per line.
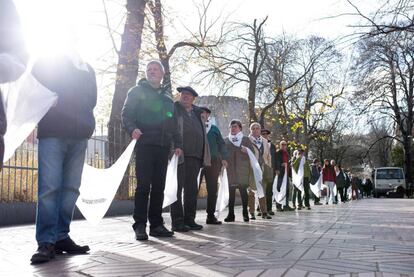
left=310, top=158, right=323, bottom=205
left=30, top=52, right=97, bottom=263
left=291, top=149, right=311, bottom=210
left=331, top=160, right=339, bottom=204
left=322, top=159, right=336, bottom=205
left=224, top=119, right=254, bottom=223
left=0, top=0, right=28, bottom=169
left=275, top=141, right=294, bottom=211
left=248, top=122, right=272, bottom=220
left=171, top=86, right=210, bottom=232
left=343, top=169, right=351, bottom=202
left=335, top=165, right=346, bottom=203
left=199, top=107, right=228, bottom=225
left=122, top=60, right=182, bottom=241
left=260, top=129, right=276, bottom=215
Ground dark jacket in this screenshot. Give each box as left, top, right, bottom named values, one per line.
left=225, top=136, right=254, bottom=187
left=310, top=164, right=321, bottom=184
left=275, top=149, right=290, bottom=175
left=174, top=102, right=210, bottom=166
left=0, top=0, right=28, bottom=166
left=122, top=79, right=182, bottom=149
left=336, top=170, right=346, bottom=188
left=32, top=56, right=97, bottom=139
left=207, top=124, right=228, bottom=161
left=269, top=142, right=277, bottom=172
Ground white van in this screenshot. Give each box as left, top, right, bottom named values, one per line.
left=373, top=167, right=405, bottom=197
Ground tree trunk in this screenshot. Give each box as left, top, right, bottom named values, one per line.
left=108, top=0, right=147, bottom=199
left=403, top=135, right=413, bottom=195
left=248, top=79, right=258, bottom=123
left=149, top=0, right=172, bottom=94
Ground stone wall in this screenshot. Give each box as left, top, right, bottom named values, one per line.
left=196, top=96, right=250, bottom=136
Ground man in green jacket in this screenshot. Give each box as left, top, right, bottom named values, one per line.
left=199, top=107, right=228, bottom=224
left=292, top=149, right=311, bottom=210
left=122, top=60, right=183, bottom=241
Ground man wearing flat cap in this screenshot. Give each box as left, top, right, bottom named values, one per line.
left=260, top=129, right=276, bottom=215
left=171, top=86, right=211, bottom=232
left=199, top=107, right=228, bottom=225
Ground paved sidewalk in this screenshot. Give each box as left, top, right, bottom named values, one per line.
left=1, top=199, right=414, bottom=277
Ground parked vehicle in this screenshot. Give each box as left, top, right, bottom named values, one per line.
left=373, top=167, right=405, bottom=198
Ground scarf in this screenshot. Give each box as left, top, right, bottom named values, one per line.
left=249, top=135, right=263, bottom=149
left=228, top=131, right=243, bottom=147
left=206, top=121, right=212, bottom=134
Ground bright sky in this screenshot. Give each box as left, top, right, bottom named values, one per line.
left=13, top=0, right=379, bottom=123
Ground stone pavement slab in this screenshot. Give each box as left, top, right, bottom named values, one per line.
left=1, top=199, right=414, bottom=276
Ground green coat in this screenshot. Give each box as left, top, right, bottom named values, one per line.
left=292, top=157, right=311, bottom=179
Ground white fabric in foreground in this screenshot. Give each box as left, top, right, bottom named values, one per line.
left=76, top=139, right=137, bottom=225
left=310, top=174, right=322, bottom=198
left=292, top=157, right=305, bottom=194
left=274, top=167, right=287, bottom=206
left=163, top=154, right=179, bottom=208
left=2, top=73, right=57, bottom=163
left=215, top=168, right=229, bottom=218
left=245, top=147, right=264, bottom=198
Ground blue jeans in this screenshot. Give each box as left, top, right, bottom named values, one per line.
left=36, top=138, right=87, bottom=245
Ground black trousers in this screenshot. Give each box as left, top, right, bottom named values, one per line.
left=133, top=144, right=169, bottom=230
left=228, top=184, right=248, bottom=217
left=265, top=178, right=274, bottom=211
left=170, top=156, right=202, bottom=225
left=292, top=178, right=310, bottom=207
left=338, top=187, right=346, bottom=202
left=203, top=157, right=222, bottom=218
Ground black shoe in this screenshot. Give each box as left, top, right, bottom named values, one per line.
left=31, top=244, right=55, bottom=264
left=297, top=206, right=302, bottom=210
left=206, top=216, right=222, bottom=225
left=55, top=237, right=90, bottom=254
left=306, top=206, right=311, bottom=210
left=185, top=221, right=203, bottom=230
left=283, top=206, right=294, bottom=211
left=257, top=212, right=262, bottom=216
left=262, top=213, right=272, bottom=219
left=268, top=211, right=275, bottom=215
left=314, top=202, right=323, bottom=205
left=224, top=215, right=235, bottom=222
left=134, top=225, right=149, bottom=241
left=250, top=213, right=256, bottom=220
left=243, top=216, right=250, bottom=222
left=149, top=225, right=174, bottom=237
left=172, top=223, right=191, bottom=232
left=276, top=207, right=283, bottom=212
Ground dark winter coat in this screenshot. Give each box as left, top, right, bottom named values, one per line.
left=32, top=56, right=97, bottom=139
left=122, top=79, right=182, bottom=149
left=0, top=0, right=28, bottom=167
left=174, top=102, right=210, bottom=166
left=310, top=164, right=321, bottom=184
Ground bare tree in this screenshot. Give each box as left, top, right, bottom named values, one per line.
left=196, top=17, right=269, bottom=123
left=147, top=0, right=225, bottom=94
left=352, top=29, right=414, bottom=186
left=347, top=0, right=414, bottom=37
